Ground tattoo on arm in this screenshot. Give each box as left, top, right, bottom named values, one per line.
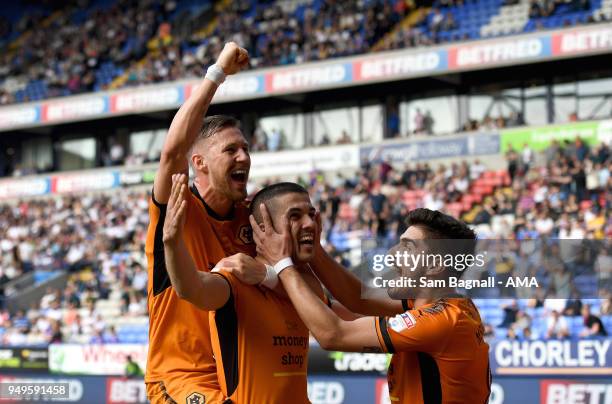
left=361, top=346, right=383, bottom=353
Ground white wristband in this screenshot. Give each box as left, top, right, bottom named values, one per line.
left=205, top=64, right=226, bottom=85
left=260, top=264, right=279, bottom=289
left=273, top=257, right=294, bottom=275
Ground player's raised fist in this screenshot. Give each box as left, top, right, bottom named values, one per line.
left=216, top=42, right=249, bottom=75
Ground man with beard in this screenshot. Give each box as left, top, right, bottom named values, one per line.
left=252, top=208, right=491, bottom=404
left=145, top=42, right=264, bottom=404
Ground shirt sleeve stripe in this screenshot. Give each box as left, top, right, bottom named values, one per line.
left=377, top=317, right=395, bottom=353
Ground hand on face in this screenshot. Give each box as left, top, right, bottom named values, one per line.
left=249, top=203, right=293, bottom=265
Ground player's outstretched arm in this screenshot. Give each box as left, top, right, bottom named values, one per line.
left=311, top=246, right=404, bottom=316
left=153, top=42, right=249, bottom=203
left=251, top=207, right=381, bottom=352
left=163, top=174, right=230, bottom=310
left=281, top=267, right=382, bottom=352
left=308, top=212, right=403, bottom=317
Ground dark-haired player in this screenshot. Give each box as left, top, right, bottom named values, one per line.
left=252, top=208, right=491, bottom=404
left=162, top=176, right=352, bottom=403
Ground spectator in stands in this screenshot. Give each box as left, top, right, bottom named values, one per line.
left=267, top=128, right=283, bottom=151
left=521, top=143, right=533, bottom=173
left=413, top=108, right=425, bottom=134
left=125, top=355, right=143, bottom=377
left=563, top=298, right=582, bottom=316
left=49, top=320, right=63, bottom=343
left=109, top=140, right=125, bottom=167
left=522, top=327, right=535, bottom=340
left=387, top=106, right=400, bottom=138
left=423, top=110, right=435, bottom=135
left=337, top=131, right=352, bottom=145
left=499, top=299, right=519, bottom=328
left=130, top=263, right=147, bottom=296
left=546, top=310, right=570, bottom=339
left=251, top=124, right=268, bottom=152
left=506, top=327, right=519, bottom=340
left=105, top=326, right=120, bottom=343
left=580, top=304, right=608, bottom=337
left=511, top=310, right=532, bottom=334
left=506, top=145, right=520, bottom=182
left=430, top=9, right=445, bottom=35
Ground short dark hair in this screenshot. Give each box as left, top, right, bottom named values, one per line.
left=406, top=208, right=475, bottom=240
left=250, top=182, right=309, bottom=226
left=405, top=208, right=477, bottom=260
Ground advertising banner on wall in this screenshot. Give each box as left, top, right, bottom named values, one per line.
left=0, top=105, right=40, bottom=130
left=0, top=25, right=609, bottom=131
left=311, top=340, right=612, bottom=378
left=2, top=370, right=611, bottom=403
left=249, top=145, right=360, bottom=178
left=51, top=172, right=119, bottom=194
left=360, top=133, right=500, bottom=164
left=48, top=344, right=147, bottom=376
left=448, top=36, right=551, bottom=69
left=353, top=50, right=446, bottom=81
left=0, top=347, right=48, bottom=372
left=500, top=120, right=605, bottom=152
left=491, top=339, right=612, bottom=376
left=0, top=178, right=50, bottom=199
left=552, top=26, right=612, bottom=56
left=265, top=63, right=352, bottom=93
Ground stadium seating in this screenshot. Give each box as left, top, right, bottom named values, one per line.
left=1, top=0, right=610, bottom=105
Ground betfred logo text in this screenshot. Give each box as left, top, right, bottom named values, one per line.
left=107, top=378, right=147, bottom=404
left=541, top=380, right=612, bottom=404
left=552, top=27, right=612, bottom=55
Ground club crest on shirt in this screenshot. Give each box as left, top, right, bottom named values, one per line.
left=237, top=225, right=254, bottom=244
left=186, top=392, right=205, bottom=404
left=388, top=312, right=416, bottom=332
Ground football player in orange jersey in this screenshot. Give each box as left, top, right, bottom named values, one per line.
left=252, top=208, right=491, bottom=404
left=162, top=176, right=356, bottom=403
left=145, top=42, right=270, bottom=404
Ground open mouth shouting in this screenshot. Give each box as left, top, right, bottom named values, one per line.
left=230, top=168, right=248, bottom=185
left=298, top=232, right=314, bottom=248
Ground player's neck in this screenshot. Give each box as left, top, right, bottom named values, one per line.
left=413, top=288, right=454, bottom=308
left=194, top=180, right=233, bottom=218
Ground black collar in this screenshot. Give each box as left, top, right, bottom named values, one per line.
left=190, top=184, right=235, bottom=221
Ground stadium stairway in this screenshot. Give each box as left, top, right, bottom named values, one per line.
left=594, top=0, right=612, bottom=19
left=480, top=0, right=530, bottom=37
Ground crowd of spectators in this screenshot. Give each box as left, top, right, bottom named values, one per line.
left=0, top=0, right=174, bottom=104
left=490, top=297, right=610, bottom=342
left=0, top=137, right=610, bottom=345
left=529, top=0, right=591, bottom=19
left=2, top=0, right=610, bottom=105
left=124, top=0, right=406, bottom=88
left=0, top=191, right=148, bottom=345
left=461, top=111, right=525, bottom=132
